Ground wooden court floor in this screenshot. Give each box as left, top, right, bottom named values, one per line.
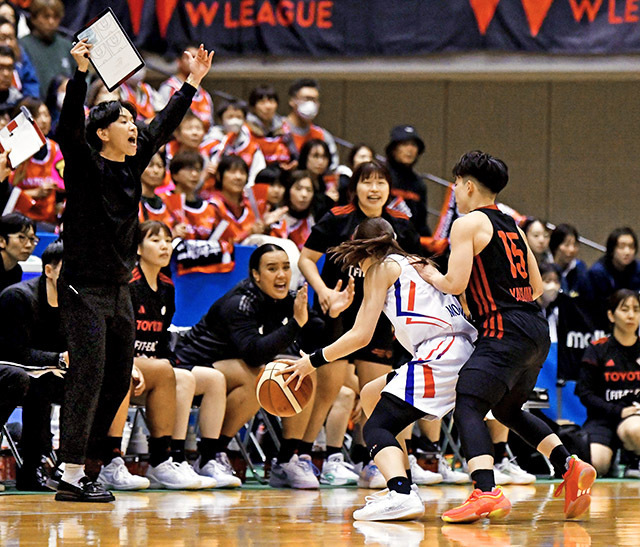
left=0, top=480, right=636, bottom=546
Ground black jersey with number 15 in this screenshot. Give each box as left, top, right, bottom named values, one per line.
left=464, top=205, right=539, bottom=338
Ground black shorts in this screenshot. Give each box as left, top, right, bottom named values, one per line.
left=457, top=310, right=550, bottom=404
left=583, top=419, right=621, bottom=449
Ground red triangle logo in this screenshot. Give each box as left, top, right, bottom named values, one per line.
left=138, top=305, right=146, bottom=315
left=605, top=359, right=615, bottom=367
left=156, top=0, right=180, bottom=38
left=521, top=0, right=554, bottom=37
left=127, top=0, right=144, bottom=36
left=469, top=0, right=501, bottom=35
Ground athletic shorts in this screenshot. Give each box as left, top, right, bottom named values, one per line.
left=583, top=419, right=621, bottom=449
left=382, top=334, right=475, bottom=418
left=456, top=310, right=550, bottom=403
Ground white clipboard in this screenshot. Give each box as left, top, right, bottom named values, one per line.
left=74, top=7, right=145, bottom=92
left=0, top=106, right=46, bottom=169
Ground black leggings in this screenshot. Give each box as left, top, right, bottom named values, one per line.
left=454, top=369, right=554, bottom=461
left=59, top=281, right=135, bottom=464
left=0, top=365, right=29, bottom=426
left=363, top=393, right=426, bottom=459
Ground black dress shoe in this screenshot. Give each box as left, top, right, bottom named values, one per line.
left=16, top=463, right=55, bottom=492
left=55, top=477, right=115, bottom=502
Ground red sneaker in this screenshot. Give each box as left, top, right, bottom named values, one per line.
left=553, top=456, right=597, bottom=519
left=441, top=487, right=511, bottom=523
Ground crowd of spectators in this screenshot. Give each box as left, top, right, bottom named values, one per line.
left=1, top=0, right=639, bottom=498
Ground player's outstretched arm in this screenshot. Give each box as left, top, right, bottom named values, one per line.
left=185, top=44, right=214, bottom=89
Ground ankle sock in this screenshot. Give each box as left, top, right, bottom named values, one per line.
left=471, top=468, right=495, bottom=492
left=298, top=441, right=314, bottom=457
left=494, top=442, right=507, bottom=461
left=101, top=436, right=123, bottom=465
left=549, top=445, right=572, bottom=475
left=149, top=436, right=172, bottom=468
left=387, top=476, right=411, bottom=495
left=406, top=468, right=412, bottom=483
left=61, top=463, right=85, bottom=487
left=277, top=438, right=299, bottom=463
left=326, top=445, right=342, bottom=457
left=170, top=439, right=185, bottom=463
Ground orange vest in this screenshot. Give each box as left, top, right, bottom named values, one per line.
left=160, top=76, right=214, bottom=130
left=209, top=191, right=258, bottom=244
left=120, top=82, right=156, bottom=121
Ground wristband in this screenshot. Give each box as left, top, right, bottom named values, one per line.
left=309, top=349, right=329, bottom=368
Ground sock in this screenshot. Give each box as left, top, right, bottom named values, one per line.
left=549, top=445, right=572, bottom=475
left=277, top=438, right=299, bottom=463
left=298, top=441, right=314, bottom=457
left=494, top=442, right=508, bottom=462
left=148, top=436, right=172, bottom=468
left=61, top=463, right=85, bottom=487
left=471, top=468, right=495, bottom=492
left=352, top=443, right=369, bottom=465
left=170, top=439, right=186, bottom=463
left=326, top=445, right=342, bottom=457
left=199, top=436, right=231, bottom=465
left=101, top=436, right=123, bottom=465
left=406, top=468, right=412, bottom=483
left=387, top=476, right=411, bottom=495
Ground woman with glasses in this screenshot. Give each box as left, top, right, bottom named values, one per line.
left=0, top=212, right=37, bottom=292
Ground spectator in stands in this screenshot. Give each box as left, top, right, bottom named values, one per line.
left=271, top=170, right=318, bottom=250
left=209, top=155, right=264, bottom=242
left=522, top=217, right=552, bottom=266
left=337, top=143, right=375, bottom=205
left=119, top=66, right=159, bottom=122
left=549, top=223, right=591, bottom=301
left=589, top=227, right=640, bottom=329
left=19, top=0, right=72, bottom=99
left=0, top=212, right=36, bottom=292
left=576, top=289, right=640, bottom=478
left=0, top=44, right=21, bottom=110
left=298, top=138, right=339, bottom=206
left=158, top=42, right=214, bottom=130
left=0, top=15, right=38, bottom=98
left=384, top=125, right=430, bottom=237
left=98, top=221, right=231, bottom=490
left=86, top=79, right=120, bottom=109
left=254, top=165, right=286, bottom=217
left=173, top=244, right=321, bottom=487
left=246, top=84, right=293, bottom=168
left=205, top=99, right=266, bottom=189
left=284, top=78, right=338, bottom=170
left=139, top=151, right=173, bottom=226
left=0, top=240, right=66, bottom=491
left=10, top=97, right=64, bottom=230
left=0, top=1, right=28, bottom=39
left=297, top=160, right=420, bottom=483
left=166, top=109, right=207, bottom=164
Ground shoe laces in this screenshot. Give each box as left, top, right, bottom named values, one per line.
left=364, top=488, right=390, bottom=504
left=215, top=453, right=235, bottom=474
left=298, top=456, right=320, bottom=476
left=554, top=457, right=576, bottom=498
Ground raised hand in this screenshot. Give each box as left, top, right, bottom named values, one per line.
left=0, top=148, right=11, bottom=181
left=328, top=276, right=355, bottom=318
left=185, top=44, right=214, bottom=88
left=293, top=283, right=309, bottom=327
left=70, top=39, right=92, bottom=72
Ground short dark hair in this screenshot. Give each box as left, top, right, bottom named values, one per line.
left=215, top=155, right=248, bottom=190
left=348, top=143, right=375, bottom=169
left=549, top=223, right=579, bottom=257
left=348, top=160, right=392, bottom=206
left=521, top=217, right=549, bottom=237
left=607, top=288, right=640, bottom=315
left=0, top=43, right=14, bottom=61
left=249, top=243, right=287, bottom=282
left=298, top=139, right=330, bottom=172
left=605, top=227, right=638, bottom=263
left=41, top=240, right=63, bottom=267
left=452, top=150, right=509, bottom=194
left=86, top=100, right=137, bottom=151
left=255, top=166, right=282, bottom=185
left=0, top=213, right=36, bottom=241
left=288, top=78, right=319, bottom=98
left=15, top=96, right=44, bottom=119
left=169, top=150, right=204, bottom=176
left=538, top=261, right=561, bottom=279
left=138, top=220, right=172, bottom=246
left=215, top=99, right=248, bottom=121
left=249, top=84, right=279, bottom=107
left=178, top=109, right=204, bottom=128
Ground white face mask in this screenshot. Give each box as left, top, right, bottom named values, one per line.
left=540, top=281, right=560, bottom=307
left=223, top=117, right=243, bottom=133
left=296, top=100, right=319, bottom=121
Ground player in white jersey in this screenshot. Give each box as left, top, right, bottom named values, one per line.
left=282, top=217, right=477, bottom=521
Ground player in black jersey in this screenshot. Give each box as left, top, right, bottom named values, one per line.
left=421, top=151, right=596, bottom=523
left=576, top=289, right=640, bottom=479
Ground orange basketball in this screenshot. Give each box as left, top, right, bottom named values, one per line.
left=256, top=361, right=313, bottom=417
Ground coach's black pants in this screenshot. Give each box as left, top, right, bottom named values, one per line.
left=59, top=280, right=135, bottom=464
left=0, top=364, right=29, bottom=427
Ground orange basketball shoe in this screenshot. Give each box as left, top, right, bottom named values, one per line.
left=553, top=456, right=596, bottom=519
left=441, top=487, right=511, bottom=523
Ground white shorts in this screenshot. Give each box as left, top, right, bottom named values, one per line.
left=382, top=335, right=474, bottom=419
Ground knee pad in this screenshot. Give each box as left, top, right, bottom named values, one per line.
left=363, top=414, right=402, bottom=460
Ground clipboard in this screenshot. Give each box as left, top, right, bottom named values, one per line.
left=0, top=106, right=47, bottom=169
left=74, top=7, right=145, bottom=92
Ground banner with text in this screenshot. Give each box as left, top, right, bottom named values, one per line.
left=61, top=0, right=640, bottom=56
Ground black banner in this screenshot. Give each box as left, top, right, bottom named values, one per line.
left=60, top=0, right=640, bottom=56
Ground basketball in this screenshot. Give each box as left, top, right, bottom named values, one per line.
left=256, top=361, right=313, bottom=417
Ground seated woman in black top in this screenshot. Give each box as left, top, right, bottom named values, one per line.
left=577, top=289, right=640, bottom=478
left=174, top=243, right=323, bottom=488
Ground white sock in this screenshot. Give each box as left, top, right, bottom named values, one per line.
left=61, top=463, right=85, bottom=487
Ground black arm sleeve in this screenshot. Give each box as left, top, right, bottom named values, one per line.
left=226, top=297, right=301, bottom=368
left=0, top=291, right=59, bottom=368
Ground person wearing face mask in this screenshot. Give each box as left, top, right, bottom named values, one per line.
left=283, top=78, right=338, bottom=171
left=203, top=99, right=266, bottom=193
left=589, top=227, right=640, bottom=329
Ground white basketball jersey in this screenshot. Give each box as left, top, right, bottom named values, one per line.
left=383, top=254, right=477, bottom=355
